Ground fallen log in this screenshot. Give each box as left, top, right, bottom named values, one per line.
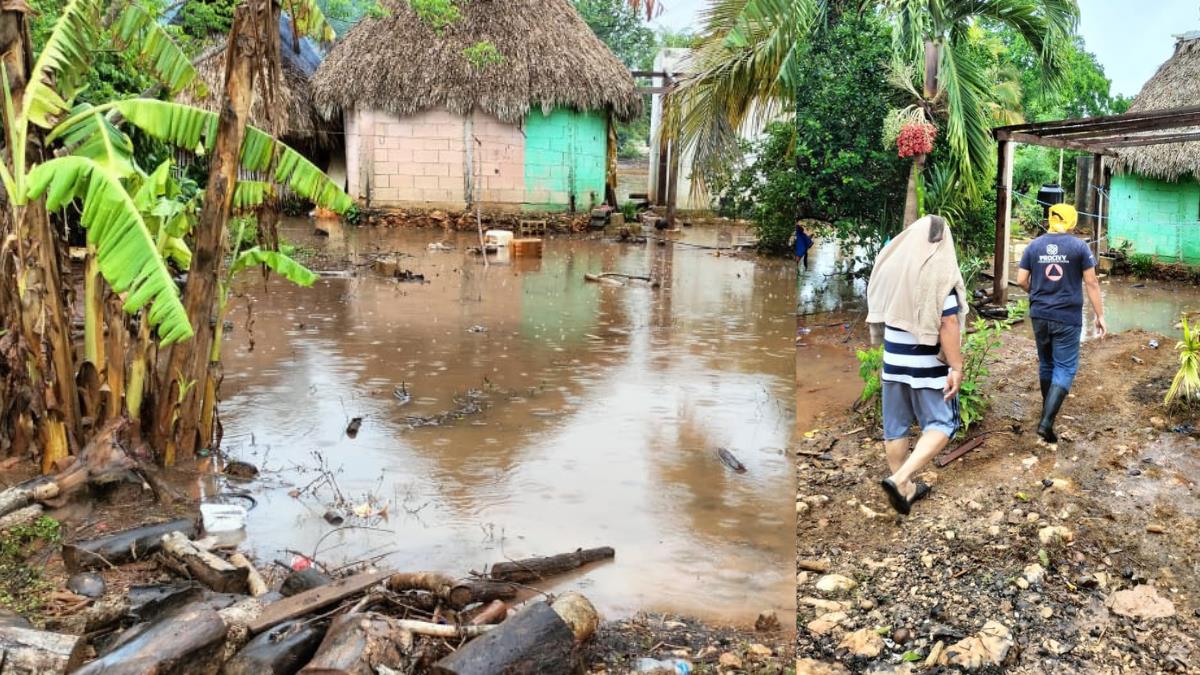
left=717, top=447, right=747, bottom=473
left=74, top=602, right=228, bottom=675
left=229, top=553, right=269, bottom=597
left=489, top=547, right=615, bottom=583
left=61, top=518, right=196, bottom=573
left=465, top=599, right=508, bottom=625
left=161, top=532, right=249, bottom=594
left=445, top=580, right=518, bottom=610
left=248, top=569, right=393, bottom=635
left=0, top=477, right=57, bottom=519
left=0, top=504, right=44, bottom=531
left=0, top=625, right=86, bottom=674
left=430, top=593, right=597, bottom=675
left=281, top=568, right=331, bottom=597
left=298, top=612, right=409, bottom=675
left=127, top=582, right=206, bottom=622
left=223, top=621, right=326, bottom=675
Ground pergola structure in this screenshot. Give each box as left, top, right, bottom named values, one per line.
left=990, top=104, right=1200, bottom=303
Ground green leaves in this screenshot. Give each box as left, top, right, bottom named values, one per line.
left=285, top=0, right=340, bottom=42
left=112, top=2, right=205, bottom=97
left=231, top=248, right=318, bottom=287
left=53, top=104, right=136, bottom=178
left=26, top=156, right=194, bottom=345
left=103, top=99, right=353, bottom=213
left=21, top=0, right=101, bottom=129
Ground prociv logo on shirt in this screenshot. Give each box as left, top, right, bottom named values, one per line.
left=1038, top=242, right=1069, bottom=264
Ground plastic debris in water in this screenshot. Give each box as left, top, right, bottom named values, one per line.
left=1149, top=339, right=1160, bottom=349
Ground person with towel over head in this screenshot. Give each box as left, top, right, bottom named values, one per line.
left=866, top=214, right=968, bottom=515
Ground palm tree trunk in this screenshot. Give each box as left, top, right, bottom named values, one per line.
left=154, top=1, right=265, bottom=464
left=902, top=39, right=941, bottom=226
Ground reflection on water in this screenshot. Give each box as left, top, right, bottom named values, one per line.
left=217, top=221, right=796, bottom=626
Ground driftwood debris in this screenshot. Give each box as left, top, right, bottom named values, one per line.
left=298, top=612, right=408, bottom=675
left=717, top=447, right=747, bottom=473
left=430, top=593, right=597, bottom=675
left=223, top=621, right=326, bottom=675
left=0, top=477, right=58, bottom=520
left=161, top=531, right=249, bottom=594
left=465, top=599, right=508, bottom=626
left=229, top=553, right=269, bottom=597
left=74, top=602, right=228, bottom=675
left=0, top=504, right=44, bottom=531
left=385, top=573, right=516, bottom=610
left=489, top=547, right=615, bottom=583
left=248, top=569, right=393, bottom=635
left=281, top=569, right=332, bottom=597
left=126, top=582, right=206, bottom=622
left=0, top=625, right=86, bottom=674
left=62, top=518, right=196, bottom=572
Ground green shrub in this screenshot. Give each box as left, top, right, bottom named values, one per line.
left=1165, top=314, right=1200, bottom=408
left=857, top=346, right=884, bottom=418
left=959, top=319, right=1005, bottom=433
left=0, top=516, right=61, bottom=615
left=1128, top=253, right=1155, bottom=278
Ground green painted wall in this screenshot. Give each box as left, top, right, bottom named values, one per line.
left=1108, top=173, right=1200, bottom=265
left=523, top=107, right=607, bottom=212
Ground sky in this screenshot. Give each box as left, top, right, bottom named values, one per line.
left=649, top=0, right=1200, bottom=98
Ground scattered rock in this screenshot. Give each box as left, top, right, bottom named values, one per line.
left=837, top=627, right=884, bottom=658
left=281, top=568, right=332, bottom=597
left=942, top=621, right=1013, bottom=670
left=1022, top=563, right=1046, bottom=586
left=748, top=643, right=773, bottom=658
left=719, top=652, right=743, bottom=669
left=1038, top=525, right=1073, bottom=545
left=892, top=627, right=911, bottom=644
left=815, top=574, right=857, bottom=594
left=806, top=611, right=849, bottom=636
left=966, top=500, right=983, bottom=511
left=1107, top=585, right=1176, bottom=620
left=798, top=559, right=831, bottom=573
left=1040, top=607, right=1053, bottom=619
left=799, top=597, right=851, bottom=613
left=755, top=610, right=781, bottom=633
left=224, top=460, right=259, bottom=480
left=67, top=572, right=106, bottom=598
left=924, top=641, right=945, bottom=668
left=795, top=659, right=851, bottom=675
left=1146, top=523, right=1165, bottom=534
left=1150, top=416, right=1166, bottom=430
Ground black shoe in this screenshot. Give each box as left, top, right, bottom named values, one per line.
left=911, top=481, right=932, bottom=503
left=880, top=478, right=912, bottom=516
left=1038, top=385, right=1068, bottom=444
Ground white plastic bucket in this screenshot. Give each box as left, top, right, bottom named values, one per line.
left=485, top=230, right=514, bottom=247
left=201, top=503, right=247, bottom=533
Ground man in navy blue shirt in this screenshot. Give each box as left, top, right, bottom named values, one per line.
left=1017, top=204, right=1107, bottom=445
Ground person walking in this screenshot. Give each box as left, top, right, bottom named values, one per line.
left=794, top=221, right=814, bottom=271
left=1017, top=203, right=1107, bottom=445
left=866, top=215, right=967, bottom=515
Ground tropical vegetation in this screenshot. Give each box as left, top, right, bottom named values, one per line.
left=0, top=0, right=351, bottom=473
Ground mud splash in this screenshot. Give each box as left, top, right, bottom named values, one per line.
left=213, top=220, right=796, bottom=626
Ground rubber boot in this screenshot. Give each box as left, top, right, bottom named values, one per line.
left=1040, top=379, right=1051, bottom=402
left=1038, top=385, right=1068, bottom=444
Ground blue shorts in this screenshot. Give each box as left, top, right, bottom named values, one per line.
left=882, top=381, right=959, bottom=440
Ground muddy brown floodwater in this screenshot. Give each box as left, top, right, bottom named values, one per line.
left=214, top=219, right=796, bottom=627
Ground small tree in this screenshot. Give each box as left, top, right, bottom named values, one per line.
left=1165, top=315, right=1200, bottom=408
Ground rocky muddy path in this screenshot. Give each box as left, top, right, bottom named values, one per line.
left=795, top=325, right=1199, bottom=674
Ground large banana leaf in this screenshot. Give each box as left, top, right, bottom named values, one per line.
left=26, top=156, right=194, bottom=345
left=113, top=2, right=205, bottom=97
left=284, top=0, right=339, bottom=42
left=233, top=180, right=271, bottom=212
left=21, top=0, right=101, bottom=129
left=231, top=247, right=318, bottom=287
left=54, top=104, right=136, bottom=178
left=109, top=99, right=353, bottom=213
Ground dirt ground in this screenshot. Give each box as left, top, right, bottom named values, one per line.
left=795, top=318, right=1200, bottom=674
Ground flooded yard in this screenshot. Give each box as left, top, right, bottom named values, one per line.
left=214, top=221, right=796, bottom=626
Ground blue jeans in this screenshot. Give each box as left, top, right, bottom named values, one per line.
left=1032, top=318, right=1081, bottom=391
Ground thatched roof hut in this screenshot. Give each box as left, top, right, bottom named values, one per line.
left=178, top=17, right=328, bottom=146
left=311, top=0, right=642, bottom=124
left=1113, top=32, right=1200, bottom=181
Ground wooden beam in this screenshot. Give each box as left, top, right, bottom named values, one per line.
left=996, top=104, right=1200, bottom=137
left=1090, top=155, right=1105, bottom=257
left=1086, top=131, right=1200, bottom=148
left=992, top=140, right=1015, bottom=305
left=1005, top=131, right=1107, bottom=153
left=637, top=86, right=672, bottom=95
left=247, top=569, right=392, bottom=635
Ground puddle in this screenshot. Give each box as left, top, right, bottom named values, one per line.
left=215, top=220, right=796, bottom=626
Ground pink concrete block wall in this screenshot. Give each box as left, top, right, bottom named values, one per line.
left=344, top=107, right=529, bottom=209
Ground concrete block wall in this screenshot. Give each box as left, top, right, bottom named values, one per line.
left=343, top=105, right=610, bottom=212
left=1108, top=173, right=1200, bottom=264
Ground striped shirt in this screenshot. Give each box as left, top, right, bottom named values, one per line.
left=882, top=294, right=959, bottom=390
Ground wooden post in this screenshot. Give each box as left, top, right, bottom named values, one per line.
left=992, top=140, right=1015, bottom=305
left=1089, top=154, right=1104, bottom=257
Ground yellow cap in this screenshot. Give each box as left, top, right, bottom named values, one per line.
left=1047, top=203, right=1077, bottom=233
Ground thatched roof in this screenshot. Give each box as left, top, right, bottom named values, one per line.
left=311, top=0, right=642, bottom=125
left=178, top=17, right=328, bottom=145
left=1113, top=34, right=1200, bottom=181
